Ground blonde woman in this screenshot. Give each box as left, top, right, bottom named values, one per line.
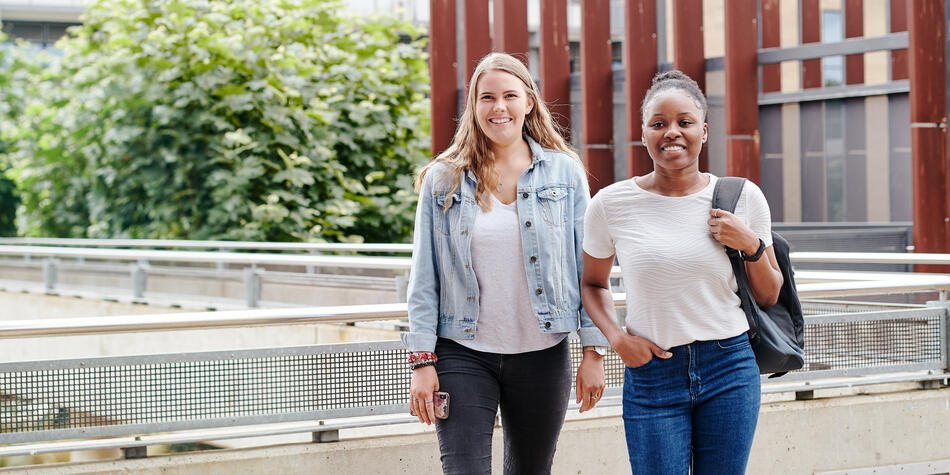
left=402, top=53, right=609, bottom=474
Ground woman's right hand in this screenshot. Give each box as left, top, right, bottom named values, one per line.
left=409, top=365, right=440, bottom=424
left=611, top=333, right=672, bottom=368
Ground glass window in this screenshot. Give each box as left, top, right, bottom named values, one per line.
left=822, top=11, right=844, bottom=87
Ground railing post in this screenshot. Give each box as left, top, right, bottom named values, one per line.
left=130, top=260, right=149, bottom=299
left=42, top=258, right=59, bottom=294
left=395, top=271, right=410, bottom=303
left=244, top=266, right=262, bottom=308
left=121, top=440, right=147, bottom=459
left=312, top=421, right=339, bottom=443
left=926, top=300, right=950, bottom=379
left=307, top=250, right=316, bottom=274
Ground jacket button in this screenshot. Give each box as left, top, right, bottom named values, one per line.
left=529, top=256, right=537, bottom=263
left=525, top=221, right=532, bottom=227
left=522, top=192, right=528, bottom=198
left=544, top=322, right=551, bottom=328
left=536, top=288, right=543, bottom=295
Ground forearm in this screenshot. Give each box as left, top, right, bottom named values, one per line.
left=744, top=245, right=783, bottom=308
left=580, top=283, right=626, bottom=346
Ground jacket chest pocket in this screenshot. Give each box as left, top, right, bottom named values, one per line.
left=433, top=192, right=462, bottom=235
left=537, top=186, right=569, bottom=225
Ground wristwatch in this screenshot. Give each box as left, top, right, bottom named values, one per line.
left=740, top=238, right=766, bottom=262
left=582, top=345, right=608, bottom=356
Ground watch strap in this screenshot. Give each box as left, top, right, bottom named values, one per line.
left=741, top=238, right=766, bottom=262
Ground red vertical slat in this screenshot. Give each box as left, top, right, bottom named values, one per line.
left=539, top=0, right=572, bottom=136
left=463, top=0, right=491, bottom=82
left=725, top=0, right=760, bottom=183
left=624, top=0, right=657, bottom=178
left=492, top=0, right=529, bottom=64
left=891, top=0, right=908, bottom=80
left=581, top=0, right=614, bottom=193
left=907, top=0, right=949, bottom=270
left=844, top=0, right=864, bottom=85
left=429, top=0, right=458, bottom=156
left=801, top=0, right=822, bottom=89
left=761, top=0, right=781, bottom=93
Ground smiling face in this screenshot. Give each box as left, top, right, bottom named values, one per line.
left=642, top=90, right=708, bottom=173
left=475, top=69, right=535, bottom=150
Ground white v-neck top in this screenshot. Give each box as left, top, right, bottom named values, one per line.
left=457, top=194, right=566, bottom=354
left=583, top=175, right=773, bottom=350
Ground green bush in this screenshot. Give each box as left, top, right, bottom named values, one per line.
left=6, top=0, right=430, bottom=242
left=0, top=32, right=40, bottom=236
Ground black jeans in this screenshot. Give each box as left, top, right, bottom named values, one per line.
left=433, top=337, right=572, bottom=475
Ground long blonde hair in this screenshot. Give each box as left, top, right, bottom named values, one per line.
left=417, top=52, right=580, bottom=211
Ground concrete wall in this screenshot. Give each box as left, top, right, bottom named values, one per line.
left=5, top=386, right=949, bottom=474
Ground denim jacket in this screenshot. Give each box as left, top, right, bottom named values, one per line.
left=400, top=137, right=609, bottom=352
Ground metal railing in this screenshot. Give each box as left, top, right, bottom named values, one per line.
left=0, top=238, right=414, bottom=254
left=0, top=297, right=946, bottom=455
left=2, top=249, right=950, bottom=457
left=4, top=244, right=950, bottom=307
left=0, top=245, right=413, bottom=307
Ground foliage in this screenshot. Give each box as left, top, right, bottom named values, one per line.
left=0, top=31, right=45, bottom=236
left=5, top=0, right=430, bottom=242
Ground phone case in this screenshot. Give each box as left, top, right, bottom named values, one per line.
left=411, top=391, right=450, bottom=419
left=432, top=391, right=449, bottom=419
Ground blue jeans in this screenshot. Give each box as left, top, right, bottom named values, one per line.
left=433, top=337, right=571, bottom=475
left=622, top=333, right=760, bottom=475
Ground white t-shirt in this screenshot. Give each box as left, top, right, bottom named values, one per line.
left=583, top=174, right=773, bottom=350
left=457, top=194, right=566, bottom=354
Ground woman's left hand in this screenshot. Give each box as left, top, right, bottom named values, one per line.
left=708, top=208, right=760, bottom=255
left=575, top=351, right=605, bottom=413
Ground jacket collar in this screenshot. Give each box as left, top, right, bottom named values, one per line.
left=464, top=136, right=546, bottom=183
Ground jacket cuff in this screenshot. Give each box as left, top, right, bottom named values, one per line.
left=400, top=331, right=439, bottom=353
left=578, top=327, right=610, bottom=347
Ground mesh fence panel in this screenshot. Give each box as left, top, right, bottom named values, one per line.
left=1, top=309, right=945, bottom=441
left=803, top=316, right=943, bottom=372
left=1, top=347, right=410, bottom=435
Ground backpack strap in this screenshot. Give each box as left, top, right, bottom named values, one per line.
left=711, top=176, right=746, bottom=214
left=712, top=176, right=760, bottom=335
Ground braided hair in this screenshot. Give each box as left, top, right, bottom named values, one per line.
left=640, top=70, right=707, bottom=123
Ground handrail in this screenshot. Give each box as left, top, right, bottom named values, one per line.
left=791, top=251, right=950, bottom=265
left=7, top=243, right=950, bottom=268
left=0, top=303, right=409, bottom=338
left=0, top=245, right=413, bottom=270
left=4, top=246, right=950, bottom=274
left=4, top=272, right=950, bottom=338
left=0, top=238, right=414, bottom=253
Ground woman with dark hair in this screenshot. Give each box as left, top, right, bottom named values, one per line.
left=403, top=52, right=609, bottom=474
left=581, top=70, right=783, bottom=474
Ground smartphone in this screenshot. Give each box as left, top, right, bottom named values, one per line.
left=410, top=391, right=450, bottom=420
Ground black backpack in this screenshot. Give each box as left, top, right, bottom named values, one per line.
left=713, top=177, right=805, bottom=377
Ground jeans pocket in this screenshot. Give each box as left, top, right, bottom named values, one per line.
left=716, top=333, right=751, bottom=350
left=626, top=355, right=657, bottom=370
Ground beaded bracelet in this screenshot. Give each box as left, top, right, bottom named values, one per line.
left=407, top=351, right=438, bottom=364
left=410, top=360, right=436, bottom=370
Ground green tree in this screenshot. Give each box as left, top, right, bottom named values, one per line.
left=0, top=32, right=46, bottom=236
left=7, top=0, right=430, bottom=242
